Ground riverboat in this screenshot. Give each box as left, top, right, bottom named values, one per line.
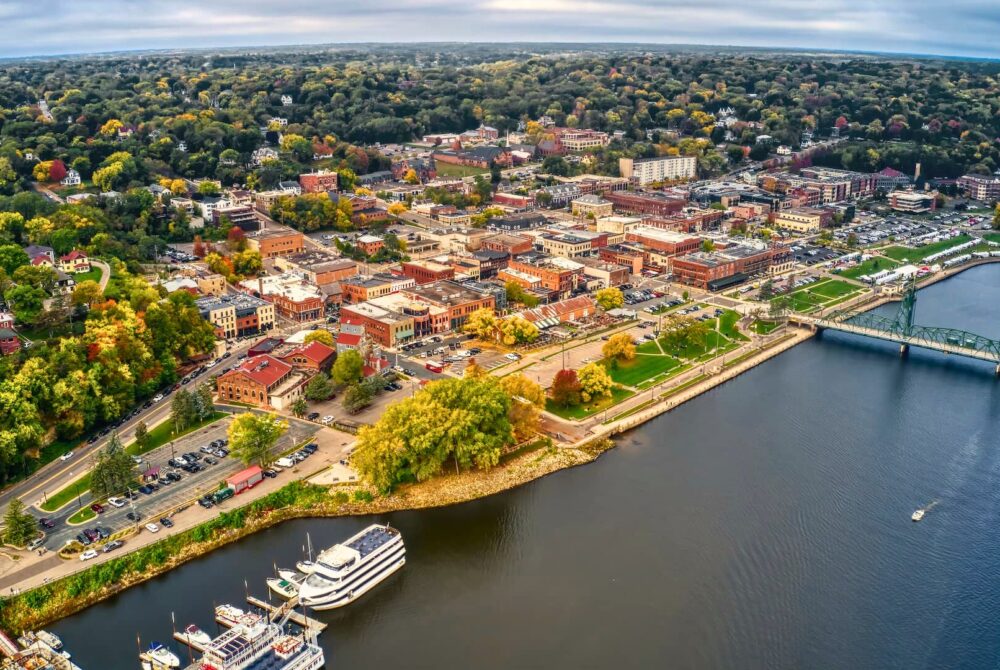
left=298, top=524, right=405, bottom=610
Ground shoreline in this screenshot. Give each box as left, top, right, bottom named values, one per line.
left=4, top=259, right=996, bottom=639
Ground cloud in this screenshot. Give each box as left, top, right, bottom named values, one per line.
left=0, top=0, right=998, bottom=58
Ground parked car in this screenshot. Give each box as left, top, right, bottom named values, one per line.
left=197, top=497, right=214, bottom=509
left=159, top=517, right=174, bottom=528
left=75, top=533, right=91, bottom=546
left=275, top=456, right=295, bottom=468
left=307, top=412, right=320, bottom=421
left=126, top=511, right=142, bottom=522
left=321, top=415, right=334, bottom=425
left=263, top=469, right=278, bottom=478
left=82, top=528, right=98, bottom=542
left=204, top=457, right=217, bottom=465
left=166, top=471, right=182, bottom=482
left=505, top=353, right=521, bottom=361
left=90, top=503, right=105, bottom=514
left=145, top=523, right=159, bottom=533
left=80, top=549, right=98, bottom=561
left=59, top=451, right=75, bottom=461
left=38, top=518, right=55, bottom=529
left=103, top=540, right=124, bottom=553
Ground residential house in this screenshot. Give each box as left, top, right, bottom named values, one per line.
left=58, top=250, right=91, bottom=274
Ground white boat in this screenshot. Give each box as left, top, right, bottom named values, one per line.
left=277, top=568, right=303, bottom=582
left=295, top=560, right=317, bottom=575
left=298, top=524, right=405, bottom=610
left=214, top=604, right=263, bottom=628
left=144, top=641, right=180, bottom=668
left=912, top=509, right=925, bottom=522
left=199, top=621, right=324, bottom=670
left=181, top=624, right=211, bottom=647
left=267, top=577, right=299, bottom=599
left=36, top=630, right=62, bottom=650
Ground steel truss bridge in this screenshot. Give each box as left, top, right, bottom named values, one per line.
left=809, top=283, right=1000, bottom=371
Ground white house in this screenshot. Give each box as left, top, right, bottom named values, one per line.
left=60, top=169, right=81, bottom=186
left=251, top=147, right=279, bottom=166
left=280, top=95, right=293, bottom=106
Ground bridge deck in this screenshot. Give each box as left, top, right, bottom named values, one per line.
left=816, top=321, right=1000, bottom=363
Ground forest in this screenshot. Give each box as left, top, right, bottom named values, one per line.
left=0, top=46, right=998, bottom=195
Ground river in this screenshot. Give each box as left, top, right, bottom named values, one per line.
left=50, top=265, right=1000, bottom=669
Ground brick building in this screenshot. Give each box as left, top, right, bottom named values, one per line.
left=247, top=226, right=305, bottom=259
left=215, top=355, right=306, bottom=410
left=401, top=259, right=456, bottom=285
left=671, top=245, right=786, bottom=291
left=603, top=191, right=687, bottom=217
left=499, top=253, right=584, bottom=299
left=481, top=233, right=534, bottom=256
left=624, top=227, right=701, bottom=256
left=0, top=328, right=19, bottom=356
left=279, top=341, right=336, bottom=373
left=196, top=293, right=276, bottom=339
left=298, top=170, right=338, bottom=194
left=273, top=253, right=357, bottom=286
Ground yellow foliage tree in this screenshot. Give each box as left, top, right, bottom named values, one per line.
left=602, top=333, right=636, bottom=361
left=578, top=363, right=613, bottom=403
left=498, top=373, right=546, bottom=439
left=99, top=119, right=124, bottom=136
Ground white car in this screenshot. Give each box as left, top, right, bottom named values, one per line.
left=145, top=523, right=159, bottom=533
left=59, top=451, right=75, bottom=461
left=321, top=415, right=335, bottom=425
left=505, top=353, right=521, bottom=361
left=79, top=549, right=98, bottom=561
left=107, top=497, right=126, bottom=508
left=152, top=394, right=164, bottom=403
left=275, top=457, right=295, bottom=469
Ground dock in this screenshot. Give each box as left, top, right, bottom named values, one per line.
left=246, top=595, right=326, bottom=633
left=172, top=631, right=208, bottom=653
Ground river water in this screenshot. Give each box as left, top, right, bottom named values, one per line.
left=50, top=265, right=1000, bottom=669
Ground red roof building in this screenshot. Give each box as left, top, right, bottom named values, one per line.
left=280, top=340, right=336, bottom=373
left=215, top=355, right=299, bottom=409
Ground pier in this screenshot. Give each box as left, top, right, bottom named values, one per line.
left=246, top=595, right=327, bottom=634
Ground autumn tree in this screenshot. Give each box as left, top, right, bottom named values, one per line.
left=578, top=363, right=614, bottom=403
left=303, top=329, right=334, bottom=346
left=602, top=333, right=636, bottom=361
left=550, top=369, right=582, bottom=407
left=331, top=349, right=364, bottom=386
left=499, top=373, right=546, bottom=439
left=595, top=287, right=624, bottom=311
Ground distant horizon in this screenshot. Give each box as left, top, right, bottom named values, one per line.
left=2, top=0, right=999, bottom=61
left=3, top=40, right=999, bottom=65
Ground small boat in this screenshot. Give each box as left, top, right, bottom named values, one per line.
left=180, top=624, right=211, bottom=647
left=36, top=630, right=63, bottom=650
left=272, top=634, right=305, bottom=660
left=912, top=509, right=925, bottom=522
left=145, top=641, right=180, bottom=668
left=296, top=560, right=317, bottom=574
left=267, top=577, right=299, bottom=599
left=277, top=568, right=303, bottom=582
left=214, top=604, right=246, bottom=627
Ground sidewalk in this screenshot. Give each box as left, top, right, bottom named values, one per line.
left=0, top=426, right=356, bottom=594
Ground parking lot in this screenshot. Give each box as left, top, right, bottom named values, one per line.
left=37, top=414, right=318, bottom=550
left=391, top=332, right=510, bottom=378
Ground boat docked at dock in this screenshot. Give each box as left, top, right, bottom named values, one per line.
left=35, top=629, right=63, bottom=650
left=267, top=577, right=299, bottom=599
left=180, top=624, right=211, bottom=647
left=140, top=641, right=180, bottom=669
left=298, top=524, right=405, bottom=610
left=214, top=604, right=263, bottom=628
left=198, top=620, right=324, bottom=670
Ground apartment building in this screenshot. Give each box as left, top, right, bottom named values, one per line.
left=571, top=195, right=614, bottom=218
left=957, top=174, right=1000, bottom=201
left=273, top=253, right=358, bottom=285
left=603, top=191, right=687, bottom=217
left=246, top=226, right=305, bottom=259
left=401, top=259, right=456, bottom=284
left=773, top=207, right=833, bottom=233
left=195, top=293, right=276, bottom=339
left=619, top=156, right=698, bottom=184
left=499, top=253, right=584, bottom=299
left=298, top=170, right=339, bottom=194
left=624, top=227, right=701, bottom=256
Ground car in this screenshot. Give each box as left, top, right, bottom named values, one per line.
left=39, top=517, right=56, bottom=529
left=96, top=527, right=110, bottom=540
left=263, top=469, right=278, bottom=478
left=213, top=448, right=227, bottom=458
left=107, top=496, right=126, bottom=508
left=80, top=549, right=98, bottom=561
left=145, top=523, right=160, bottom=533
left=83, top=528, right=99, bottom=542
left=124, top=489, right=139, bottom=500
left=166, top=471, right=182, bottom=482
left=321, top=415, right=335, bottom=425
left=307, top=412, right=320, bottom=421
left=275, top=456, right=295, bottom=468
left=204, top=457, right=217, bottom=465
left=27, top=537, right=45, bottom=551
left=197, top=497, right=214, bottom=509
left=303, top=443, right=318, bottom=454
left=75, top=532, right=91, bottom=546
left=200, top=445, right=215, bottom=454
left=158, top=476, right=172, bottom=486
left=159, top=517, right=174, bottom=528
left=505, top=353, right=521, bottom=361
left=137, top=485, right=153, bottom=495
left=152, top=394, right=164, bottom=403
left=90, top=503, right=105, bottom=514
left=103, top=540, right=124, bottom=553
left=59, top=451, right=75, bottom=461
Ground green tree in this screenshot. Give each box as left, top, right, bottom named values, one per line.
left=133, top=421, right=150, bottom=453
left=701, top=239, right=716, bottom=253
left=304, top=372, right=336, bottom=401
left=343, top=379, right=377, bottom=414
left=331, top=349, right=363, bottom=387
left=228, top=412, right=288, bottom=467
left=170, top=389, right=196, bottom=433
left=3, top=499, right=38, bottom=547
left=993, top=204, right=1000, bottom=231
left=0, top=245, right=29, bottom=275
left=90, top=432, right=137, bottom=499
left=4, top=284, right=46, bottom=324
left=291, top=397, right=308, bottom=418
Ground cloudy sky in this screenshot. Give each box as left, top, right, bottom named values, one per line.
left=3, top=0, right=999, bottom=59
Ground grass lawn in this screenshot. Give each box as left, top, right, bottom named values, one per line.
left=718, top=310, right=749, bottom=341
left=434, top=162, right=489, bottom=178
left=71, top=267, right=103, bottom=284
left=881, top=234, right=972, bottom=263
left=604, top=354, right=682, bottom=387
left=546, top=386, right=634, bottom=420
left=40, top=412, right=227, bottom=512
left=808, top=279, right=860, bottom=300
left=778, top=280, right=864, bottom=314
left=67, top=506, right=96, bottom=524
left=840, top=257, right=901, bottom=280
left=634, top=363, right=691, bottom=390
left=984, top=233, right=1000, bottom=244
left=751, top=320, right=781, bottom=335
left=634, top=339, right=663, bottom=355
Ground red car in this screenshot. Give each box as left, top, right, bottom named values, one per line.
left=90, top=503, right=105, bottom=514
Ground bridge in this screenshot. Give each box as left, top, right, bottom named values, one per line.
left=807, top=282, right=1000, bottom=373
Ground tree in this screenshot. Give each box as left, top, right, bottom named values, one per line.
left=993, top=204, right=1000, bottom=231
left=701, top=239, right=716, bottom=253
left=344, top=379, right=378, bottom=414
left=578, top=363, right=614, bottom=403
left=846, top=232, right=859, bottom=248
left=0, top=245, right=28, bottom=275
left=550, top=369, right=582, bottom=407
left=305, top=372, right=336, bottom=401
left=133, top=421, right=150, bottom=454
left=90, top=432, right=137, bottom=499
left=331, top=349, right=363, bottom=386
left=499, top=316, right=540, bottom=345
left=403, top=168, right=419, bottom=184
left=291, top=398, right=308, bottom=418
left=498, top=373, right=546, bottom=439
left=71, top=280, right=104, bottom=308
left=231, top=250, right=262, bottom=277
left=758, top=280, right=774, bottom=301
left=602, top=333, right=636, bottom=361
left=4, top=284, right=46, bottom=324
left=170, top=389, right=196, bottom=433
left=228, top=412, right=288, bottom=467
left=3, top=500, right=37, bottom=547
left=303, top=330, right=334, bottom=347
left=226, top=226, right=247, bottom=252
left=464, top=307, right=500, bottom=341
left=197, top=181, right=220, bottom=196
left=353, top=377, right=513, bottom=492
left=595, top=287, right=624, bottom=311
left=464, top=359, right=486, bottom=378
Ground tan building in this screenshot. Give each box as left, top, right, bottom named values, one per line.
left=571, top=195, right=614, bottom=218
left=619, top=156, right=697, bottom=184
left=596, top=216, right=642, bottom=235
left=196, top=273, right=228, bottom=297
left=773, top=208, right=831, bottom=234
